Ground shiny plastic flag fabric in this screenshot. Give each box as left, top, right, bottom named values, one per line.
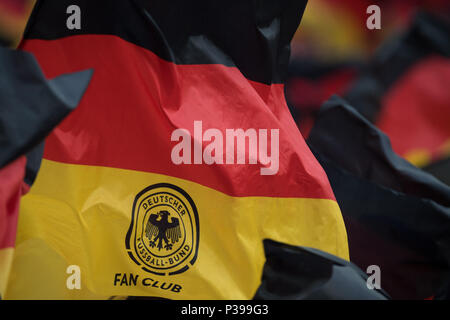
left=254, top=240, right=389, bottom=300
left=0, top=46, right=92, bottom=298
left=6, top=0, right=348, bottom=299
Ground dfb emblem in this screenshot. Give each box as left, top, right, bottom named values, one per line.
left=126, top=183, right=199, bottom=275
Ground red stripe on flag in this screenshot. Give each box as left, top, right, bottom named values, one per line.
left=0, top=157, right=26, bottom=249
left=22, top=35, right=335, bottom=200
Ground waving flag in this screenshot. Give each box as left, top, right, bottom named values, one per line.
left=6, top=0, right=348, bottom=299
left=0, top=45, right=92, bottom=298
left=308, top=96, right=450, bottom=299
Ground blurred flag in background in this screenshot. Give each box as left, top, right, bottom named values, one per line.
left=346, top=12, right=450, bottom=183
left=0, top=0, right=34, bottom=47
left=287, top=2, right=450, bottom=186
left=0, top=46, right=92, bottom=298
left=291, top=0, right=450, bottom=61
left=308, top=96, right=450, bottom=299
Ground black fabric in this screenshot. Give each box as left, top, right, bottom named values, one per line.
left=423, top=157, right=450, bottom=186
left=23, top=142, right=44, bottom=186
left=24, top=0, right=307, bottom=85
left=0, top=46, right=92, bottom=172
left=0, top=36, right=12, bottom=48
left=307, top=96, right=450, bottom=299
left=307, top=96, right=450, bottom=207
left=254, top=239, right=389, bottom=300
left=345, top=11, right=450, bottom=123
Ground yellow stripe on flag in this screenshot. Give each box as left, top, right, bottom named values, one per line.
left=0, top=248, right=14, bottom=298
left=5, top=159, right=348, bottom=299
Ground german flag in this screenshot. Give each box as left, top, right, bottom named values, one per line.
left=0, top=45, right=91, bottom=299
left=5, top=0, right=348, bottom=299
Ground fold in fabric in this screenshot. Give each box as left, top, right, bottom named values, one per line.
left=254, top=239, right=389, bottom=300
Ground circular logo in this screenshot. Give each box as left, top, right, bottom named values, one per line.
left=125, top=183, right=199, bottom=275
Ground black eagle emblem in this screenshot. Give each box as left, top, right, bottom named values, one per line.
left=145, top=210, right=181, bottom=251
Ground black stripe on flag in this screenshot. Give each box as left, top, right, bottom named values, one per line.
left=24, top=0, right=307, bottom=85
